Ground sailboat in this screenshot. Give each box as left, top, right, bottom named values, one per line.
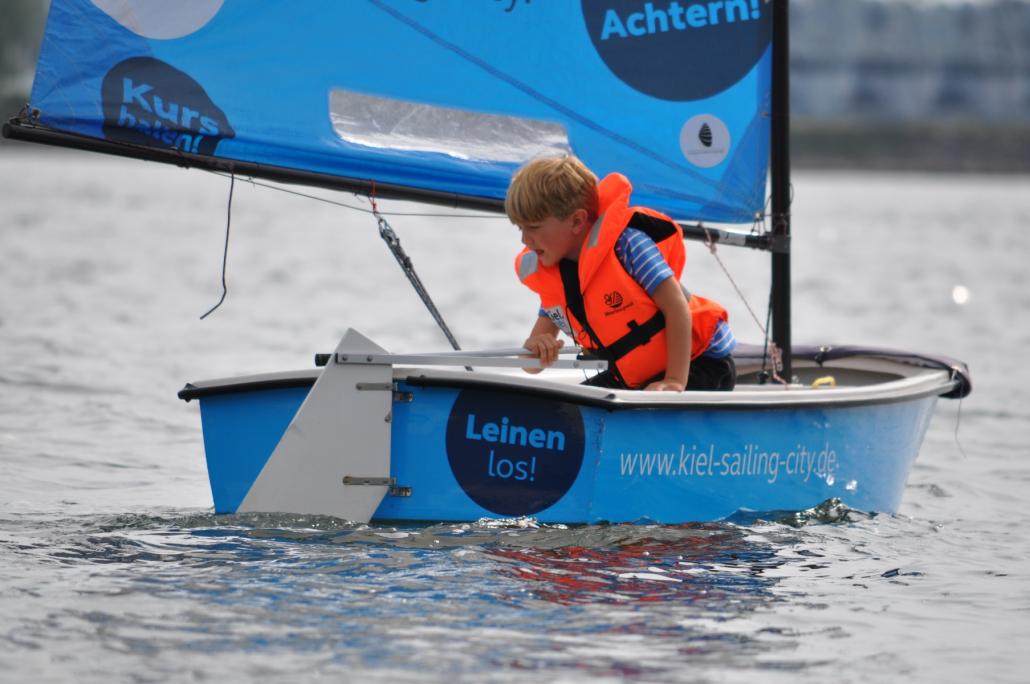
left=5, top=0, right=970, bottom=523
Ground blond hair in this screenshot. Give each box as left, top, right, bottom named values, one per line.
left=505, top=155, right=599, bottom=225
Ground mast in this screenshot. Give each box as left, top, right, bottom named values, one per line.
left=770, top=0, right=792, bottom=380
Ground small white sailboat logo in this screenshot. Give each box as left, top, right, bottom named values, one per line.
left=698, top=122, right=714, bottom=148
left=680, top=114, right=731, bottom=168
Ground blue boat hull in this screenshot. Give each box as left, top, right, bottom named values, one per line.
left=191, top=373, right=939, bottom=523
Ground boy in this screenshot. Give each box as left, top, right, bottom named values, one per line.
left=507, top=155, right=735, bottom=391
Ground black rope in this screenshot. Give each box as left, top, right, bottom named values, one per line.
left=954, top=396, right=969, bottom=459
left=759, top=289, right=774, bottom=384
left=200, top=173, right=234, bottom=320
left=204, top=169, right=504, bottom=220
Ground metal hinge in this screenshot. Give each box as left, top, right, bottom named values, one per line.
left=356, top=382, right=392, bottom=391
left=355, top=381, right=413, bottom=403
left=342, top=476, right=411, bottom=497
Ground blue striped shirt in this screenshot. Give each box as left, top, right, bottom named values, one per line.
left=614, top=227, right=674, bottom=295
left=538, top=228, right=736, bottom=358
left=703, top=318, right=736, bottom=358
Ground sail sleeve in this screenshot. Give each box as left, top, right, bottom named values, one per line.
left=23, top=0, right=772, bottom=223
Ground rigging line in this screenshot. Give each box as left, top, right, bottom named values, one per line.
left=636, top=181, right=758, bottom=222
left=762, top=290, right=786, bottom=384
left=762, top=292, right=773, bottom=380
left=953, top=396, right=969, bottom=460
left=201, top=168, right=778, bottom=228
left=756, top=190, right=774, bottom=233
left=700, top=224, right=768, bottom=336
left=755, top=209, right=773, bottom=381
left=202, top=169, right=505, bottom=220
left=758, top=190, right=787, bottom=384
left=699, top=222, right=787, bottom=385
left=368, top=184, right=465, bottom=354
left=200, top=172, right=235, bottom=320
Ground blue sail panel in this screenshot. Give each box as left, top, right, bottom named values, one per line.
left=28, top=0, right=771, bottom=223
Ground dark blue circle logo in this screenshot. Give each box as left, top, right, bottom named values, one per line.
left=102, top=57, right=235, bottom=155
left=446, top=389, right=585, bottom=517
left=581, top=0, right=772, bottom=101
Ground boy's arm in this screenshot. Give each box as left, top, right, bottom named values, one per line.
left=646, top=278, right=691, bottom=391
left=522, top=315, right=564, bottom=374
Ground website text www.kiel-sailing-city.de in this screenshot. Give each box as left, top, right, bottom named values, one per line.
left=619, top=443, right=840, bottom=485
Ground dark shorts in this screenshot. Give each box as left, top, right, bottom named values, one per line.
left=581, top=355, right=736, bottom=391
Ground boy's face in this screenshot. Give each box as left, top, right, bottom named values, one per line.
left=518, top=209, right=589, bottom=267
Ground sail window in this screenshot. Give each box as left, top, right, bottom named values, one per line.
left=330, top=89, right=570, bottom=163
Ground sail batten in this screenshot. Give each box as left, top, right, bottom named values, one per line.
left=14, top=0, right=773, bottom=223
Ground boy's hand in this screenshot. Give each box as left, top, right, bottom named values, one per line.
left=522, top=334, right=565, bottom=370
left=645, top=377, right=686, bottom=392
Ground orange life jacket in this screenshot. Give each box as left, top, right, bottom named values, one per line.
left=515, top=173, right=728, bottom=388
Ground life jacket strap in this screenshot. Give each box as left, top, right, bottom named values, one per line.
left=559, top=259, right=606, bottom=351
left=558, top=257, right=667, bottom=387
left=603, top=311, right=666, bottom=362
left=558, top=258, right=630, bottom=387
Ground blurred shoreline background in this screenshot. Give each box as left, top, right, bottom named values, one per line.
left=789, top=0, right=1030, bottom=173
left=2, top=0, right=1029, bottom=174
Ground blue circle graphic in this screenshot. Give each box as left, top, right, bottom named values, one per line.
left=102, top=57, right=235, bottom=155
left=446, top=389, right=586, bottom=517
left=581, top=0, right=772, bottom=101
